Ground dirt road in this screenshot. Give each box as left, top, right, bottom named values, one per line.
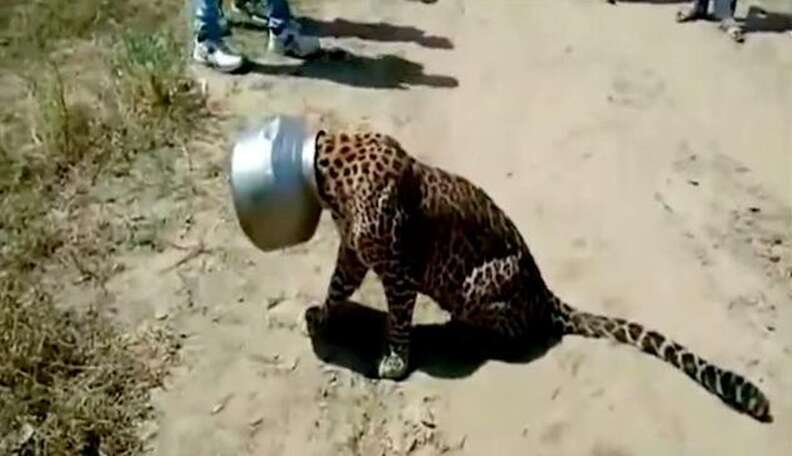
left=108, top=1, right=792, bottom=454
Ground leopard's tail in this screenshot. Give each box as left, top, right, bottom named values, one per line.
left=549, top=295, right=772, bottom=423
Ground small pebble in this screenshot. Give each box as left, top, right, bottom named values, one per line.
left=210, top=394, right=233, bottom=415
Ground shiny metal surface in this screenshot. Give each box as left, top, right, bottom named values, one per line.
left=230, top=115, right=323, bottom=252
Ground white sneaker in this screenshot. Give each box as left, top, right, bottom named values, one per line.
left=268, top=25, right=320, bottom=58
left=192, top=39, right=244, bottom=73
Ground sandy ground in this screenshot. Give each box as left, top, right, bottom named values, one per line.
left=102, top=0, right=792, bottom=454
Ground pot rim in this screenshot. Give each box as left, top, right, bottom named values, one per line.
left=301, top=128, right=329, bottom=209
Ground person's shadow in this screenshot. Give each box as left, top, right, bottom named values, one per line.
left=605, top=0, right=688, bottom=4
left=741, top=5, right=792, bottom=35
left=297, top=17, right=453, bottom=49
left=231, top=15, right=454, bottom=50
left=228, top=13, right=458, bottom=89
left=229, top=16, right=454, bottom=49
left=243, top=47, right=459, bottom=90
left=306, top=301, right=559, bottom=379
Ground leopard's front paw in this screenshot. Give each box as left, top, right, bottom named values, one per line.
left=299, top=303, right=328, bottom=338
left=377, top=350, right=408, bottom=380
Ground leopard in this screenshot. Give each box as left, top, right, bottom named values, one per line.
left=301, top=128, right=772, bottom=424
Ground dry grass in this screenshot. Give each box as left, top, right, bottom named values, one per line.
left=0, top=0, right=207, bottom=454
left=0, top=287, right=180, bottom=455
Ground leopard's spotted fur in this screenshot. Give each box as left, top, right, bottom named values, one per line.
left=303, top=129, right=772, bottom=423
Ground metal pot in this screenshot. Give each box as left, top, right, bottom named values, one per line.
left=229, top=115, right=323, bottom=252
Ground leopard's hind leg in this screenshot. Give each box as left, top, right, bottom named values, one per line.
left=457, top=255, right=526, bottom=336
left=452, top=254, right=557, bottom=357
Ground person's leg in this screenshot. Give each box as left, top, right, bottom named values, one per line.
left=715, top=0, right=744, bottom=42
left=713, top=0, right=736, bottom=19
left=265, top=0, right=292, bottom=30
left=229, top=0, right=316, bottom=57
left=231, top=0, right=270, bottom=25
left=192, top=0, right=244, bottom=72
left=217, top=1, right=230, bottom=35
left=266, top=0, right=320, bottom=58
left=194, top=0, right=222, bottom=43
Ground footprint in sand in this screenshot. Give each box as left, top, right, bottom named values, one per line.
left=607, top=68, right=666, bottom=110
left=539, top=420, right=569, bottom=445
left=666, top=148, right=792, bottom=290
left=591, top=442, right=633, bottom=456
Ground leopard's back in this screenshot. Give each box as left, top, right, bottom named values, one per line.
left=314, top=129, right=538, bottom=307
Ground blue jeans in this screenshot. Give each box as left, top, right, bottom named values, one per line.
left=691, top=0, right=737, bottom=19
left=193, top=0, right=292, bottom=42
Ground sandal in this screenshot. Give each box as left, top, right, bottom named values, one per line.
left=676, top=5, right=706, bottom=23
left=718, top=18, right=745, bottom=43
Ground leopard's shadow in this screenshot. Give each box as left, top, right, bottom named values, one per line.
left=307, top=301, right=559, bottom=379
